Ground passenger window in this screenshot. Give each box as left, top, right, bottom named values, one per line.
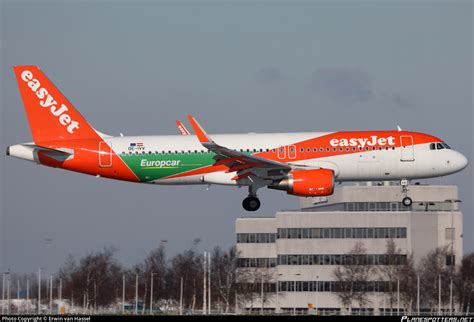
left=430, top=143, right=436, bottom=150
left=320, top=148, right=324, bottom=152
left=437, top=143, right=444, bottom=150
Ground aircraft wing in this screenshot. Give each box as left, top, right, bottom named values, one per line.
left=187, top=115, right=290, bottom=181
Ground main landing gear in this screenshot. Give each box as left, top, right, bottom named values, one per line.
left=243, top=196, right=261, bottom=211
left=400, top=179, right=412, bottom=207
left=242, top=184, right=262, bottom=211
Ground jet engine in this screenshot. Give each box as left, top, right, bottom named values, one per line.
left=269, top=168, right=335, bottom=197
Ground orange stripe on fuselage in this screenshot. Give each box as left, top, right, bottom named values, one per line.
left=36, top=138, right=140, bottom=182
left=161, top=131, right=441, bottom=181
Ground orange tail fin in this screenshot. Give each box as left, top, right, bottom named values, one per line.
left=13, top=66, right=100, bottom=143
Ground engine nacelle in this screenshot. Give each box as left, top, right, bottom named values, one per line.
left=269, top=169, right=335, bottom=197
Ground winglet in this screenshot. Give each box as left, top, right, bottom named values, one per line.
left=397, top=125, right=402, bottom=132
left=187, top=115, right=213, bottom=143
left=175, top=119, right=191, bottom=135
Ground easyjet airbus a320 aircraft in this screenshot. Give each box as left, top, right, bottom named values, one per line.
left=7, top=66, right=468, bottom=211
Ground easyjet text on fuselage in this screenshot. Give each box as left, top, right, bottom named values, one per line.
left=329, top=136, right=396, bottom=148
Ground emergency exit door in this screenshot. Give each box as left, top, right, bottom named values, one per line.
left=400, top=136, right=414, bottom=161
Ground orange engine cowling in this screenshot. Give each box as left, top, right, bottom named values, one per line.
left=269, top=169, right=335, bottom=197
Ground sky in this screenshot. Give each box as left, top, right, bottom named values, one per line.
left=0, top=0, right=472, bottom=274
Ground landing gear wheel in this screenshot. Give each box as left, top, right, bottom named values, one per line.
left=242, top=196, right=261, bottom=211
left=402, top=197, right=412, bottom=207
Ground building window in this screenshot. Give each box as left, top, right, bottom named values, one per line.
left=446, top=255, right=455, bottom=266
left=445, top=228, right=455, bottom=240
left=236, top=233, right=276, bottom=243
left=275, top=227, right=407, bottom=239
left=276, top=254, right=407, bottom=266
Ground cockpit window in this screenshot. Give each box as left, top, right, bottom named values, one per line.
left=430, top=143, right=436, bottom=150
left=437, top=143, right=444, bottom=150
left=442, top=143, right=451, bottom=149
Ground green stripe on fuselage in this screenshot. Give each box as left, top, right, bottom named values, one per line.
left=120, top=152, right=216, bottom=182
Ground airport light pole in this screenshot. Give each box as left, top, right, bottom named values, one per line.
left=135, top=274, right=138, bottom=315
left=179, top=277, right=183, bottom=315
left=203, top=251, right=207, bottom=315
left=59, top=278, right=62, bottom=314
left=2, top=271, right=7, bottom=315
left=417, top=275, right=420, bottom=315
left=293, top=273, right=300, bottom=316
left=49, top=275, right=53, bottom=314
left=315, top=275, right=319, bottom=315
left=445, top=199, right=461, bottom=272
left=122, top=274, right=125, bottom=314
left=38, top=267, right=45, bottom=314
left=438, top=274, right=442, bottom=315
left=276, top=273, right=283, bottom=314
left=6, top=274, right=10, bottom=314
left=260, top=275, right=264, bottom=315
left=449, top=279, right=453, bottom=315
left=150, top=273, right=157, bottom=315
left=17, top=279, right=20, bottom=314
left=207, top=252, right=211, bottom=315
left=397, top=279, right=400, bottom=315
left=93, top=280, right=97, bottom=314
left=26, top=279, right=29, bottom=314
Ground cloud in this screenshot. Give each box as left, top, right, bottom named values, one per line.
left=379, top=92, right=414, bottom=110
left=311, top=67, right=373, bottom=104
left=256, top=67, right=283, bottom=84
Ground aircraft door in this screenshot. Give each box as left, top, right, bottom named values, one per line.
left=99, top=141, right=113, bottom=167
left=277, top=146, right=286, bottom=160
left=400, top=136, right=414, bottom=161
left=288, top=145, right=297, bottom=159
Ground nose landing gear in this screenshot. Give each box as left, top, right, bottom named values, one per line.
left=401, top=179, right=412, bottom=207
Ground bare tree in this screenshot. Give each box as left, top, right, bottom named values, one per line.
left=211, top=246, right=238, bottom=313
left=417, top=246, right=452, bottom=313
left=333, top=242, right=375, bottom=314
left=236, top=267, right=275, bottom=313
left=455, top=252, right=474, bottom=314
left=377, top=239, right=416, bottom=313
left=57, top=247, right=123, bottom=309
left=168, top=239, right=204, bottom=313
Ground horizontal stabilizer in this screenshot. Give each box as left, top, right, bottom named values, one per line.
left=7, top=143, right=73, bottom=163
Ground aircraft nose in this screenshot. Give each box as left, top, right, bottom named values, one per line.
left=451, top=151, right=468, bottom=173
